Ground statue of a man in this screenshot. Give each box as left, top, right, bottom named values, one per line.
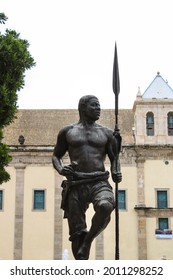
left=52, top=95, right=122, bottom=260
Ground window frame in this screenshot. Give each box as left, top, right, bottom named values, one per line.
left=118, top=189, right=127, bottom=211
left=146, top=111, right=154, bottom=136
left=0, top=189, right=4, bottom=211
left=32, top=189, right=46, bottom=211
left=158, top=217, right=169, bottom=230
left=155, top=217, right=172, bottom=239
left=167, top=112, right=173, bottom=136
left=155, top=188, right=169, bottom=209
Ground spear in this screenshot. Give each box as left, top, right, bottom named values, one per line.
left=112, top=41, right=121, bottom=260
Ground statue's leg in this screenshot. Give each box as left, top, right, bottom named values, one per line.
left=71, top=231, right=88, bottom=259
left=67, top=187, right=88, bottom=259
left=77, top=199, right=114, bottom=260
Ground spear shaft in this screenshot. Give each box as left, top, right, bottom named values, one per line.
left=112, top=41, right=120, bottom=260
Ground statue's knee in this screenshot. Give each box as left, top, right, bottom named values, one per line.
left=96, top=200, right=113, bottom=216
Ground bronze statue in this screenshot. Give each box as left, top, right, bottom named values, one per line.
left=52, top=95, right=122, bottom=259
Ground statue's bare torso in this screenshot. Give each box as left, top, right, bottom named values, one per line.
left=65, top=122, right=112, bottom=173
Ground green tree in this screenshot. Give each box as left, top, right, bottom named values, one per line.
left=0, top=13, right=36, bottom=184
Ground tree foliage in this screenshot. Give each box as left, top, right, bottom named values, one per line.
left=0, top=13, right=36, bottom=184
left=0, top=130, right=11, bottom=184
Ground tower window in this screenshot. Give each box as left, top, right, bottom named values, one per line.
left=167, top=112, right=173, bottom=135
left=146, top=112, right=154, bottom=136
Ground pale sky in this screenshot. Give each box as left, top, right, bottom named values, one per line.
left=1, top=0, right=173, bottom=109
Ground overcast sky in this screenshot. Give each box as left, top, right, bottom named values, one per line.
left=1, top=0, right=173, bottom=109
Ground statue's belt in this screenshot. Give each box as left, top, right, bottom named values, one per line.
left=66, top=170, right=109, bottom=186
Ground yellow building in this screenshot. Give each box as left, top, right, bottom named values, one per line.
left=0, top=73, right=173, bottom=260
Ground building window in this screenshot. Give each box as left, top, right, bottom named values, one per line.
left=118, top=190, right=126, bottom=210
left=157, top=190, right=168, bottom=208
left=158, top=218, right=169, bottom=230
left=155, top=218, right=172, bottom=238
left=146, top=112, right=154, bottom=136
left=33, top=190, right=45, bottom=210
left=0, top=190, right=3, bottom=210
left=167, top=112, right=173, bottom=135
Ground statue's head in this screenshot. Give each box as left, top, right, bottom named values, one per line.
left=78, top=95, right=100, bottom=121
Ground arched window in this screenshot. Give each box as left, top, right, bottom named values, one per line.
left=167, top=112, right=173, bottom=136
left=146, top=112, right=154, bottom=136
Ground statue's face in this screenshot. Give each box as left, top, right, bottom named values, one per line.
left=84, top=97, right=101, bottom=121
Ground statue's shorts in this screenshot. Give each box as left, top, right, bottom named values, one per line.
left=63, top=179, right=115, bottom=241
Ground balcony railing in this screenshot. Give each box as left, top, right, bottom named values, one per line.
left=155, top=229, right=172, bottom=239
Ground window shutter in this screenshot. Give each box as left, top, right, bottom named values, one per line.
left=118, top=190, right=126, bottom=209
left=34, top=190, right=45, bottom=210
left=157, top=191, right=167, bottom=208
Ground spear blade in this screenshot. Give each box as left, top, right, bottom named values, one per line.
left=113, top=42, right=120, bottom=98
